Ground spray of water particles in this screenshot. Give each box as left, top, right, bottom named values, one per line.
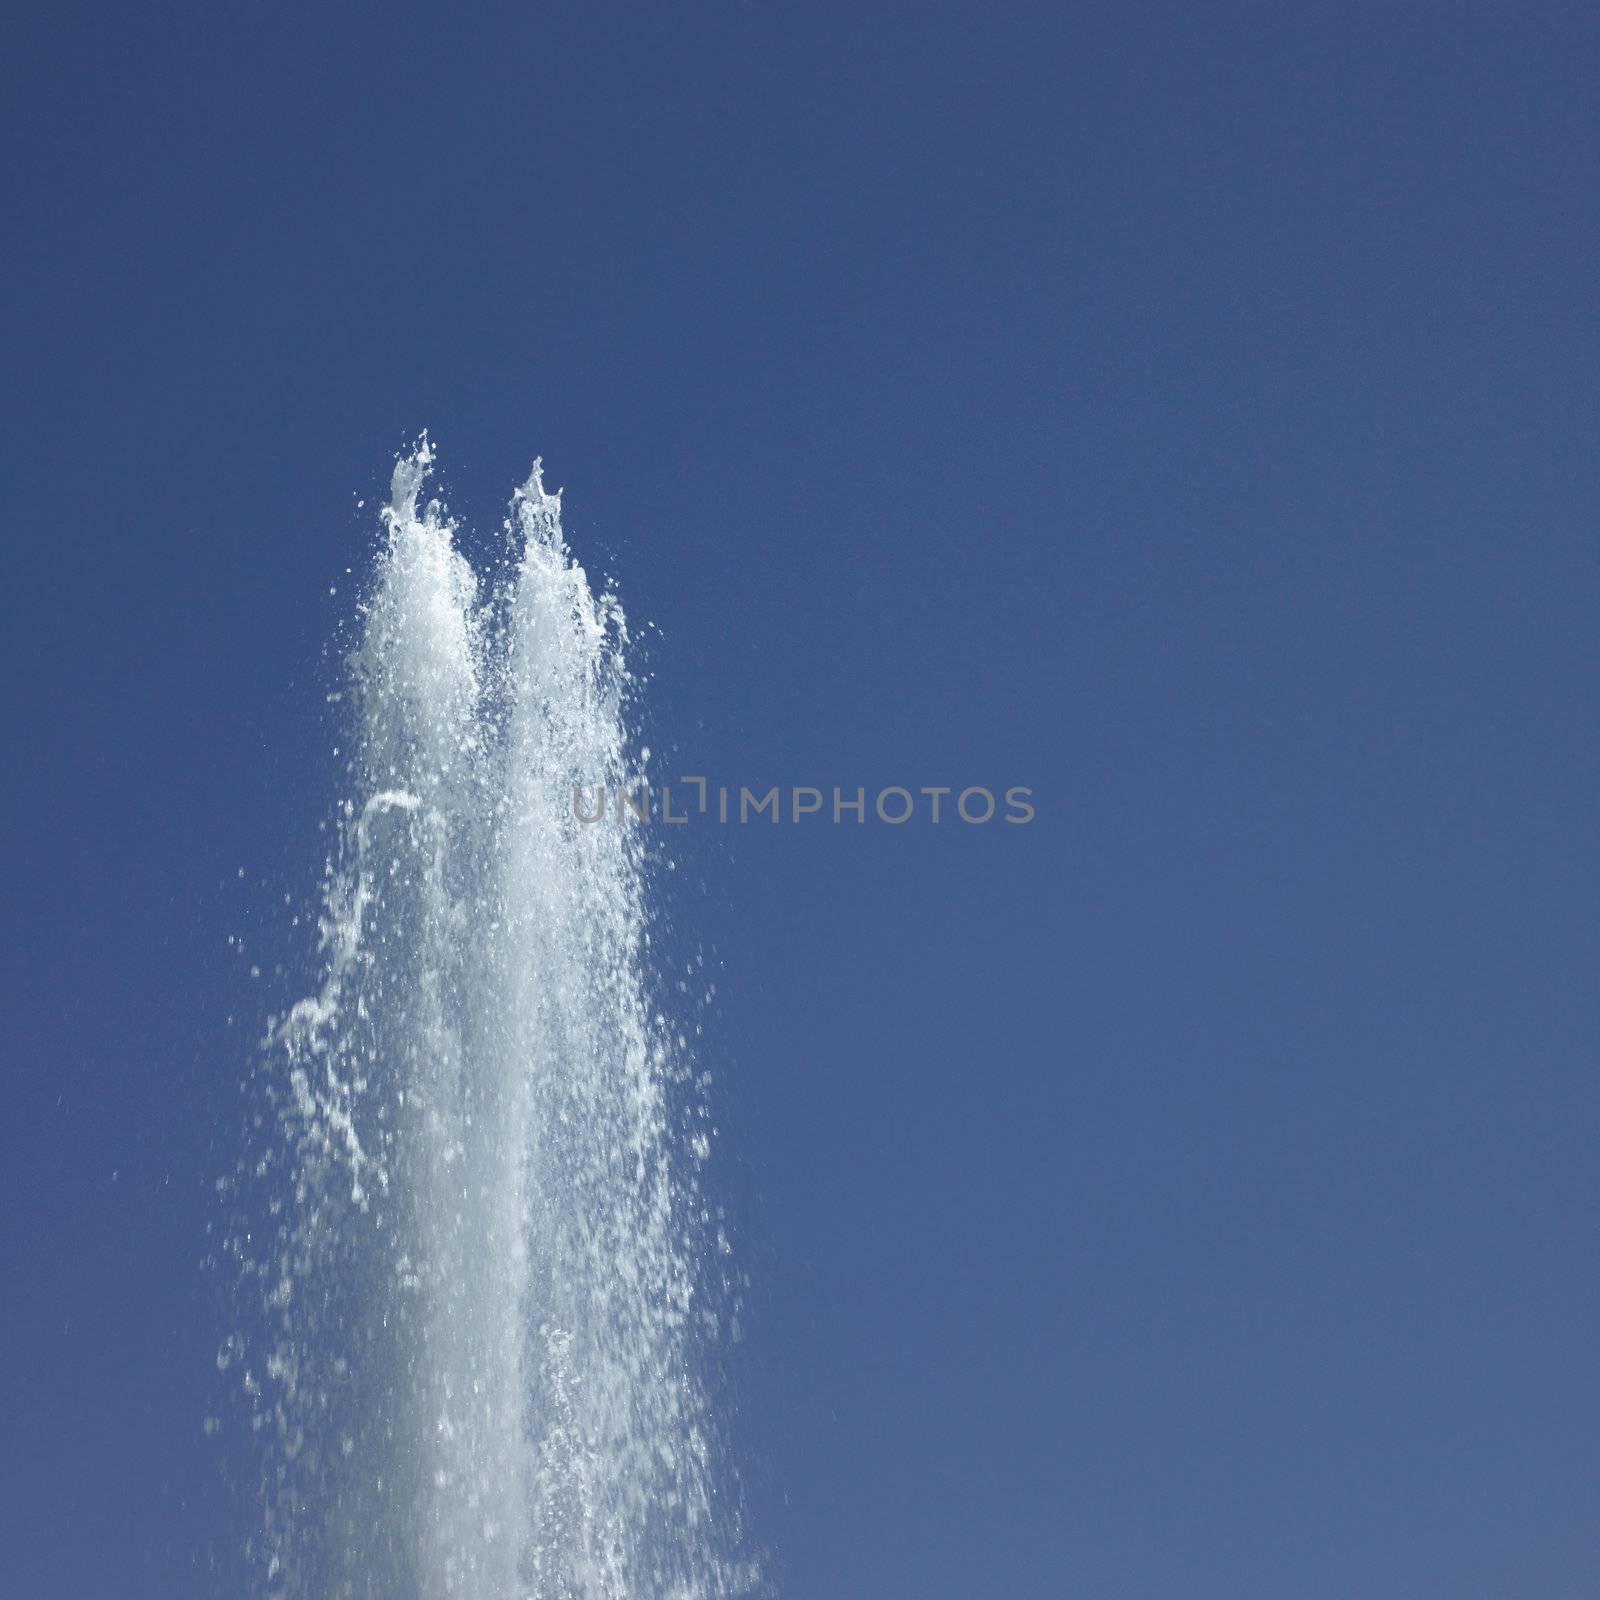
left=214, top=441, right=750, bottom=1599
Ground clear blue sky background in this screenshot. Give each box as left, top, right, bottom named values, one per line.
left=3, top=4, right=1597, bottom=1596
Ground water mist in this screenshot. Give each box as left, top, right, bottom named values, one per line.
left=216, top=442, right=750, bottom=1599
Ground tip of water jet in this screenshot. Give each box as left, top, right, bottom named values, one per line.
left=511, top=457, right=566, bottom=554
left=386, top=432, right=436, bottom=528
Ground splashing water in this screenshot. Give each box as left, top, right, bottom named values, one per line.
left=219, top=441, right=750, bottom=1598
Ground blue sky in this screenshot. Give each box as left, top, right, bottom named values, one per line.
left=3, top=3, right=1597, bottom=1596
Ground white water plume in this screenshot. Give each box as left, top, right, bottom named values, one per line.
left=217, top=440, right=751, bottom=1598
